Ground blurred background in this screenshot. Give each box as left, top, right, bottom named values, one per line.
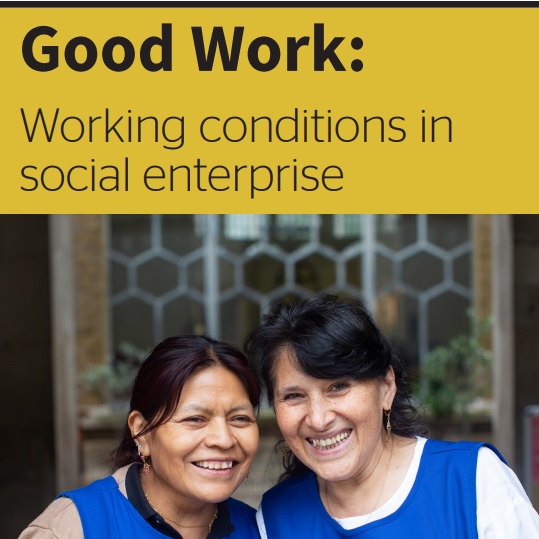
left=2, top=214, right=538, bottom=536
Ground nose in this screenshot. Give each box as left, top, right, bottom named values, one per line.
left=306, top=396, right=336, bottom=431
left=204, top=418, right=236, bottom=449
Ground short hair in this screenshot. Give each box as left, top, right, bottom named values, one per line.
left=244, top=294, right=427, bottom=478
left=111, top=335, right=260, bottom=470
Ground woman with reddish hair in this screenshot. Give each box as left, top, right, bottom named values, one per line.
left=20, top=335, right=261, bottom=539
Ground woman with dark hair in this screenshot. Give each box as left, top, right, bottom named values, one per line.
left=20, top=335, right=261, bottom=539
left=245, top=294, right=539, bottom=538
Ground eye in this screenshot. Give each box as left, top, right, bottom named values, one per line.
left=183, top=416, right=206, bottom=424
left=230, top=415, right=255, bottom=425
left=330, top=381, right=350, bottom=393
left=281, top=392, right=303, bottom=402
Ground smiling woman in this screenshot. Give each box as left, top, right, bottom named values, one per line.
left=245, top=294, right=539, bottom=539
left=19, top=335, right=261, bottom=539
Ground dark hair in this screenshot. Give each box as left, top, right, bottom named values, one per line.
left=244, top=294, right=427, bottom=478
left=111, top=335, right=260, bottom=470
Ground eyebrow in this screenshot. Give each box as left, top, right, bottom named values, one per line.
left=180, top=404, right=253, bottom=414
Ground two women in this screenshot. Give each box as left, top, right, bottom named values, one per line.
left=20, top=294, right=539, bottom=538
left=245, top=294, right=539, bottom=538
left=20, top=335, right=260, bottom=539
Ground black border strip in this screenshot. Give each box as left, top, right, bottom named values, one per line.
left=2, top=1, right=539, bottom=8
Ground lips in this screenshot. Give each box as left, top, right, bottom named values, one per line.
left=307, top=430, right=351, bottom=450
left=193, top=460, right=235, bottom=470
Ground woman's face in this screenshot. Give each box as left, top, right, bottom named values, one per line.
left=131, top=366, right=259, bottom=509
left=273, top=349, right=395, bottom=484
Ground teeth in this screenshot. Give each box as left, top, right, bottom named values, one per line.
left=195, top=461, right=233, bottom=470
left=309, top=431, right=350, bottom=450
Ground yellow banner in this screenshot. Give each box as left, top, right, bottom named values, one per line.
left=2, top=5, right=538, bottom=213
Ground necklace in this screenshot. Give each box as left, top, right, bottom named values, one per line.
left=324, top=434, right=394, bottom=526
left=141, top=479, right=218, bottom=534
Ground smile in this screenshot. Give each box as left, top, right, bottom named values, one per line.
left=193, top=461, right=234, bottom=470
left=307, top=430, right=351, bottom=450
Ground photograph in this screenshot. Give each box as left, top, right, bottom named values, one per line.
left=3, top=213, right=538, bottom=537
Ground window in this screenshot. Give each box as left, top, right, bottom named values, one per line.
left=109, top=214, right=472, bottom=371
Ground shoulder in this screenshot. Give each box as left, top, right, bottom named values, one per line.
left=61, top=467, right=134, bottom=501
left=425, top=438, right=486, bottom=452
left=111, top=464, right=132, bottom=497
left=476, top=446, right=539, bottom=535
left=261, top=472, right=318, bottom=513
left=18, top=469, right=131, bottom=539
left=18, top=497, right=83, bottom=539
left=227, top=498, right=259, bottom=536
left=263, top=471, right=316, bottom=498
left=476, top=445, right=525, bottom=494
left=227, top=497, right=257, bottom=517
left=425, top=438, right=505, bottom=461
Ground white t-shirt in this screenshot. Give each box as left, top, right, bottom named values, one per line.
left=257, top=437, right=539, bottom=538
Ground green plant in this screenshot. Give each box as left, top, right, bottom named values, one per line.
left=419, top=310, right=492, bottom=432
left=79, top=342, right=148, bottom=402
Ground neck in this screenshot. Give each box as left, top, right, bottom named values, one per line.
left=322, top=435, right=394, bottom=518
left=140, top=473, right=218, bottom=534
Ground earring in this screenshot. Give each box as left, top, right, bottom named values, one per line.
left=135, top=440, right=150, bottom=475
left=385, top=409, right=392, bottom=437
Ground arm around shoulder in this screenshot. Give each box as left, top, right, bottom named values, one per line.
left=18, top=497, right=84, bottom=539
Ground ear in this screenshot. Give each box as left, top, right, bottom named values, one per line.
left=380, top=366, right=397, bottom=410
left=128, top=410, right=149, bottom=455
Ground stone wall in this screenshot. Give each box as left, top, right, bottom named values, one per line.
left=72, top=215, right=110, bottom=404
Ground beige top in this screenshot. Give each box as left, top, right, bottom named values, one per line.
left=18, top=465, right=131, bottom=539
